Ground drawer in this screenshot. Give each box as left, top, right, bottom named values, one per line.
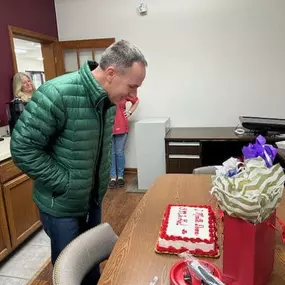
left=167, top=141, right=201, bottom=155
left=166, top=154, right=202, bottom=174
left=0, top=159, right=22, bottom=183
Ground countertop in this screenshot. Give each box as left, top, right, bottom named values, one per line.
left=0, top=137, right=11, bottom=162
left=165, top=127, right=285, bottom=142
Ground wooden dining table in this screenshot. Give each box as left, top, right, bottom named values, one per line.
left=98, top=174, right=285, bottom=285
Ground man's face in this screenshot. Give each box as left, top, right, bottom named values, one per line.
left=105, top=62, right=146, bottom=104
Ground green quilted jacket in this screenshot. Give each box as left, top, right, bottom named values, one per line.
left=11, top=61, right=116, bottom=217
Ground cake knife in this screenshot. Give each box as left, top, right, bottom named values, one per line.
left=183, top=267, right=192, bottom=284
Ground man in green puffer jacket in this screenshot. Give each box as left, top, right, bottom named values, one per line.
left=10, top=40, right=147, bottom=283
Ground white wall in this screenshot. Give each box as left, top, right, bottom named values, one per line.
left=55, top=0, right=285, bottom=167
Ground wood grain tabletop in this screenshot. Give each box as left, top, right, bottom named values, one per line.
left=98, top=174, right=285, bottom=285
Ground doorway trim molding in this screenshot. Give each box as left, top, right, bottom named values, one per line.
left=8, top=25, right=57, bottom=73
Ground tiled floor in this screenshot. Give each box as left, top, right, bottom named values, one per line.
left=0, top=229, right=50, bottom=285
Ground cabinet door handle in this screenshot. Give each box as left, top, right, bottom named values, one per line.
left=168, top=142, right=200, bottom=147
left=169, top=154, right=200, bottom=159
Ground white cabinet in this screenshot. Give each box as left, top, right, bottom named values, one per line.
left=135, top=118, right=170, bottom=190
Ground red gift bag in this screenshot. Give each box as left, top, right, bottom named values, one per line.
left=222, top=212, right=276, bottom=285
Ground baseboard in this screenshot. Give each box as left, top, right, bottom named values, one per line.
left=125, top=168, right=137, bottom=174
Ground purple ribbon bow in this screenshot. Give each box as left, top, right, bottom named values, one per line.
left=242, top=135, right=277, bottom=168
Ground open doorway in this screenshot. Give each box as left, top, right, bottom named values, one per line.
left=13, top=38, right=45, bottom=89
left=9, top=25, right=115, bottom=80
left=8, top=25, right=58, bottom=82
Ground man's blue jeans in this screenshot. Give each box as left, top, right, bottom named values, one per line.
left=110, top=133, right=128, bottom=178
left=40, top=202, right=101, bottom=284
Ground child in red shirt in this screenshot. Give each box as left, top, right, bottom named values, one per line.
left=109, top=96, right=139, bottom=188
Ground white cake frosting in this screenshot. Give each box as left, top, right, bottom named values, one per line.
left=157, top=205, right=217, bottom=255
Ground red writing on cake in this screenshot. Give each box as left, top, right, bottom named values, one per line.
left=194, top=209, right=204, bottom=236
left=176, top=207, right=188, bottom=227
left=175, top=207, right=205, bottom=236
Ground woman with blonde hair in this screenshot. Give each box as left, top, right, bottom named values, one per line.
left=12, top=72, right=36, bottom=103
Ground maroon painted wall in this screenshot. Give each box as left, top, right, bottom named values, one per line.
left=0, top=0, right=58, bottom=126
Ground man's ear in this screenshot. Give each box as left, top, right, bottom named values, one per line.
left=105, top=66, right=116, bottom=83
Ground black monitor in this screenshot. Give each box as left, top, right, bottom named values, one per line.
left=239, top=116, right=285, bottom=135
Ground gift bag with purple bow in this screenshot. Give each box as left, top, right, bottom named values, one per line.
left=211, top=135, right=284, bottom=285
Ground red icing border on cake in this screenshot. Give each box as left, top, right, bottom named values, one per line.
left=156, top=204, right=219, bottom=256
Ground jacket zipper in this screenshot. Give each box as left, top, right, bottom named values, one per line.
left=90, top=98, right=105, bottom=206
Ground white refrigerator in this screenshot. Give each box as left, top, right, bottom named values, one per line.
left=135, top=117, right=171, bottom=190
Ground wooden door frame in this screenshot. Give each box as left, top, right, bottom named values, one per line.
left=8, top=25, right=58, bottom=80
left=9, top=25, right=116, bottom=78
left=54, top=38, right=115, bottom=75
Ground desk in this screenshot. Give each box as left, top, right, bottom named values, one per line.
left=277, top=149, right=285, bottom=168
left=98, top=174, right=285, bottom=284
left=165, top=127, right=285, bottom=173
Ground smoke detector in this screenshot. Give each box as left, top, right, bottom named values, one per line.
left=137, top=2, right=147, bottom=15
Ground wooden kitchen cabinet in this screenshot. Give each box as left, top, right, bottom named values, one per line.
left=0, top=158, right=41, bottom=262
left=3, top=174, right=40, bottom=248
left=0, top=190, right=11, bottom=261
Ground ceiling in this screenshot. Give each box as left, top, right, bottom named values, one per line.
left=13, top=38, right=43, bottom=60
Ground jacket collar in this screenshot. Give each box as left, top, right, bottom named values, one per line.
left=79, top=61, right=111, bottom=108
